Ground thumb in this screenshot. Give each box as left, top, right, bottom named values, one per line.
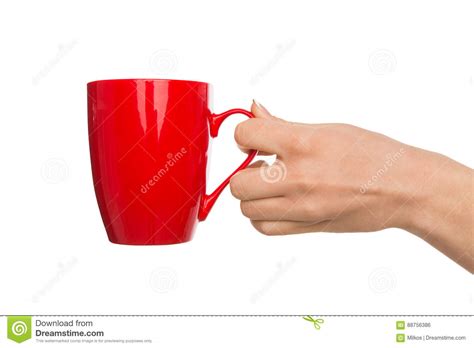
left=251, top=100, right=286, bottom=123
left=236, top=100, right=286, bottom=156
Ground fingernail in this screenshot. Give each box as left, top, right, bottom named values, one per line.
left=253, top=99, right=270, bottom=114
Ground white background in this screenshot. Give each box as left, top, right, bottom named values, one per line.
left=0, top=0, right=472, bottom=332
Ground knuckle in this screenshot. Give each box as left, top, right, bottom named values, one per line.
left=282, top=124, right=309, bottom=154
left=291, top=172, right=312, bottom=193
left=285, top=137, right=303, bottom=154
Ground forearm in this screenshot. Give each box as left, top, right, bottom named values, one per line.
left=402, top=148, right=473, bottom=272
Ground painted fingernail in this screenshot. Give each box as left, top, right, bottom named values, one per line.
left=253, top=99, right=270, bottom=114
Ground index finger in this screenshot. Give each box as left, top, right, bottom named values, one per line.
left=234, top=118, right=292, bottom=157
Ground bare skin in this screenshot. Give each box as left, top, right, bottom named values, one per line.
left=230, top=101, right=473, bottom=272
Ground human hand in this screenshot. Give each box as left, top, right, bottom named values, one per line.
left=230, top=101, right=473, bottom=272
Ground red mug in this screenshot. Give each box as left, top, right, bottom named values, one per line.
left=88, top=79, right=256, bottom=245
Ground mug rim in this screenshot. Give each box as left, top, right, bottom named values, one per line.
left=87, top=78, right=209, bottom=86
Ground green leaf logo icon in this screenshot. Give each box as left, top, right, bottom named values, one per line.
left=7, top=316, right=32, bottom=343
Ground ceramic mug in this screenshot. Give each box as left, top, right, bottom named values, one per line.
left=88, top=79, right=256, bottom=245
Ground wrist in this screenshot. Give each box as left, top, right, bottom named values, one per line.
left=399, top=148, right=470, bottom=239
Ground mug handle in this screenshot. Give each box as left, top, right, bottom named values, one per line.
left=198, top=109, right=257, bottom=221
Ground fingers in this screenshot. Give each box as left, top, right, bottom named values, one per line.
left=238, top=100, right=282, bottom=156
left=240, top=197, right=291, bottom=220
left=251, top=100, right=285, bottom=122
left=230, top=165, right=287, bottom=200
left=251, top=220, right=318, bottom=235
left=235, top=100, right=293, bottom=156
left=250, top=217, right=367, bottom=236
left=251, top=219, right=339, bottom=235
left=240, top=196, right=326, bottom=221
left=235, top=118, right=294, bottom=156
left=251, top=99, right=273, bottom=119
